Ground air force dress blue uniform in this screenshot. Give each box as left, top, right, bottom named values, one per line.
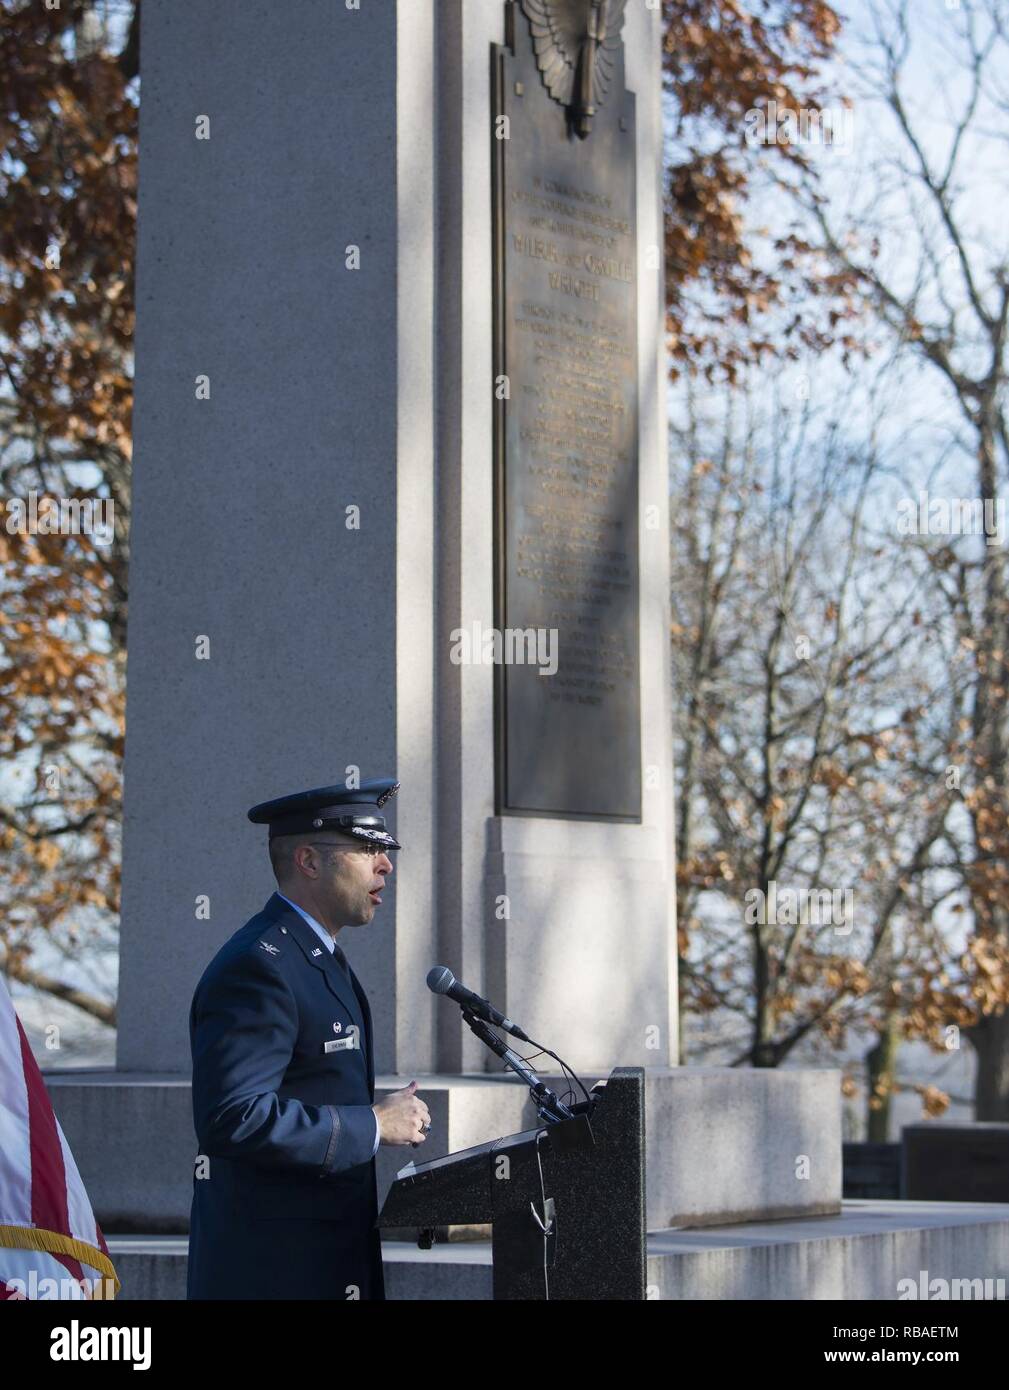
left=186, top=781, right=401, bottom=1301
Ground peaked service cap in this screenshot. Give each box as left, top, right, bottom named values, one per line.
left=248, top=778, right=401, bottom=850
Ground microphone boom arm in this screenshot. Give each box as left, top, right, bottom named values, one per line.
left=460, top=1008, right=575, bottom=1125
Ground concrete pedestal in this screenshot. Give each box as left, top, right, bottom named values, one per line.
left=48, top=1067, right=842, bottom=1237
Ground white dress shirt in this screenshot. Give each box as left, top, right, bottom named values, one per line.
left=277, top=893, right=381, bottom=1158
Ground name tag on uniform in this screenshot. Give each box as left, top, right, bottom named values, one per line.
left=324, top=1037, right=357, bottom=1053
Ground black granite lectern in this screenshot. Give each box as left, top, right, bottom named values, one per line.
left=378, top=1067, right=646, bottom=1300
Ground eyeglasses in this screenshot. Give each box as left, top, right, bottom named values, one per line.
left=308, top=840, right=394, bottom=858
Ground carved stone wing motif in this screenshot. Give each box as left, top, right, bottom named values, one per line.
left=519, top=0, right=628, bottom=138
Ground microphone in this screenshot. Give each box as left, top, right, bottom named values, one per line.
left=426, top=966, right=531, bottom=1043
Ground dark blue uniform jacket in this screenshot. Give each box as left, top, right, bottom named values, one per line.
left=187, top=892, right=384, bottom=1300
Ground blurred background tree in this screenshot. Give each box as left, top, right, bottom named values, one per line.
left=0, top=0, right=137, bottom=1022
left=669, top=0, right=1009, bottom=1125
left=662, top=0, right=861, bottom=380
left=791, top=0, right=1009, bottom=1119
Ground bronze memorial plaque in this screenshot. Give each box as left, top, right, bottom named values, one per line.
left=492, top=0, right=641, bottom=820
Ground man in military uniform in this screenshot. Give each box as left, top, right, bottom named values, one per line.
left=187, top=778, right=430, bottom=1300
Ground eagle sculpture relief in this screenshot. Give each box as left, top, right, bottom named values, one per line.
left=519, top=0, right=628, bottom=139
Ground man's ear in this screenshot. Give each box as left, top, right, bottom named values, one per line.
left=293, top=843, right=317, bottom=879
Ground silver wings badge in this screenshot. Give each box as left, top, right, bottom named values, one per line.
left=519, top=0, right=628, bottom=139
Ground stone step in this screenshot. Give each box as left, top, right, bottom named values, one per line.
left=647, top=1199, right=1009, bottom=1300
left=104, top=1201, right=1009, bottom=1300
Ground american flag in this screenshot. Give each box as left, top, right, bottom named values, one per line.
left=0, top=972, right=119, bottom=1300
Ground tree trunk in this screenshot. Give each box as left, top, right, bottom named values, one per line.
left=966, top=1010, right=1009, bottom=1120
left=866, top=1010, right=902, bottom=1141
left=967, top=409, right=1009, bottom=1116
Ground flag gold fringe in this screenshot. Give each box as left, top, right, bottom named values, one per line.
left=0, top=1224, right=120, bottom=1297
